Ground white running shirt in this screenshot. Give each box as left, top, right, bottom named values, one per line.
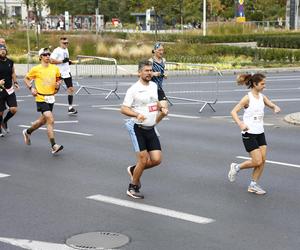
left=123, top=80, right=159, bottom=127
left=50, top=47, right=70, bottom=78
left=243, top=92, right=265, bottom=134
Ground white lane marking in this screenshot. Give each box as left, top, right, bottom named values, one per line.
left=87, top=194, right=215, bottom=224
left=18, top=125, right=93, bottom=137
left=54, top=103, right=79, bottom=107
left=100, top=107, right=120, bottom=111
left=0, top=237, right=72, bottom=250
left=54, top=120, right=79, bottom=124
left=99, top=107, right=199, bottom=119
left=0, top=173, right=10, bottom=178
left=16, top=99, right=24, bottom=102
left=168, top=114, right=199, bottom=119
left=236, top=156, right=300, bottom=169
left=92, top=104, right=121, bottom=108
left=211, top=115, right=232, bottom=118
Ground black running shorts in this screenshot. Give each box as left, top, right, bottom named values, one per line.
left=158, top=87, right=167, bottom=101
left=36, top=102, right=54, bottom=113
left=0, top=91, right=17, bottom=111
left=63, top=76, right=73, bottom=88
left=242, top=132, right=267, bottom=153
left=134, top=124, right=161, bottom=152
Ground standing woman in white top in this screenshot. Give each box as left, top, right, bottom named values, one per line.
left=228, top=73, right=280, bottom=195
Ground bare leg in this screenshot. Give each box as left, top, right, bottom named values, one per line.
left=132, top=150, right=162, bottom=185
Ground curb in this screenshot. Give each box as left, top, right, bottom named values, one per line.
left=284, top=112, right=300, bottom=126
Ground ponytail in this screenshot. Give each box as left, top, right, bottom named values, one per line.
left=237, top=73, right=265, bottom=88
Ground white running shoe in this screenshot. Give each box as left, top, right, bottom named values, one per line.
left=248, top=184, right=266, bottom=195
left=228, top=163, right=238, bottom=182
left=51, top=144, right=64, bottom=154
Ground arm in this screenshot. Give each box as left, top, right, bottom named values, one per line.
left=121, top=105, right=145, bottom=122
left=156, top=101, right=168, bottom=124
left=54, top=77, right=62, bottom=94
left=12, top=66, right=19, bottom=89
left=24, top=76, right=37, bottom=96
left=263, top=95, right=281, bottom=113
left=231, top=95, right=249, bottom=132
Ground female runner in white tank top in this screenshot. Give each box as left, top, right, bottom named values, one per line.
left=228, top=73, right=280, bottom=195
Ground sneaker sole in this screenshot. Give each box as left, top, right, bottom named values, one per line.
left=22, top=130, right=31, bottom=145
left=247, top=188, right=266, bottom=195
left=127, top=166, right=141, bottom=189
left=127, top=166, right=133, bottom=179
left=126, top=190, right=144, bottom=199
left=228, top=163, right=237, bottom=182
left=52, top=145, right=64, bottom=154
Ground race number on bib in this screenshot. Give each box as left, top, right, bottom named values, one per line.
left=148, top=103, right=158, bottom=112
left=6, top=86, right=15, bottom=95
left=253, top=114, right=263, bottom=123
left=44, top=95, right=55, bottom=104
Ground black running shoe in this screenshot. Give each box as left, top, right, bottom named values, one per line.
left=127, top=165, right=141, bottom=188
left=68, top=107, right=78, bottom=115
left=127, top=183, right=144, bottom=199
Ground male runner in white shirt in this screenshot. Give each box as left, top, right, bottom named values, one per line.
left=50, top=37, right=77, bottom=115
left=121, top=59, right=168, bottom=199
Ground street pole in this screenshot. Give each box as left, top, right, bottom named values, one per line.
left=4, top=0, right=7, bottom=29
left=203, top=0, right=207, bottom=36
left=95, top=0, right=99, bottom=36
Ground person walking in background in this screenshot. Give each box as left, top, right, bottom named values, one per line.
left=228, top=73, right=281, bottom=195
left=121, top=59, right=168, bottom=199
left=23, top=48, right=63, bottom=154
left=0, top=44, right=19, bottom=137
left=149, top=42, right=168, bottom=124
left=50, top=37, right=77, bottom=115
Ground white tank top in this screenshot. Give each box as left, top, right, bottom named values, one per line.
left=243, top=92, right=265, bottom=134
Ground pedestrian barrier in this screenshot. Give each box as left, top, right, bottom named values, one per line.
left=164, top=62, right=222, bottom=113
left=27, top=51, right=39, bottom=71
left=74, top=55, right=120, bottom=99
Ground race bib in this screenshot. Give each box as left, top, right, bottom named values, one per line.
left=6, top=86, right=15, bottom=95
left=148, top=103, right=158, bottom=112
left=44, top=95, right=55, bottom=104
left=253, top=114, right=263, bottom=123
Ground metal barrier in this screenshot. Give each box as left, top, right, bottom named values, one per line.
left=27, top=51, right=39, bottom=71
left=164, top=62, right=222, bottom=113
left=75, top=55, right=120, bottom=99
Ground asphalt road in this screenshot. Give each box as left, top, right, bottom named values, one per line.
left=0, top=72, right=299, bottom=250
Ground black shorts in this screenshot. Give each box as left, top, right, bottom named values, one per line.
left=0, top=91, right=17, bottom=112
left=133, top=124, right=161, bottom=152
left=36, top=102, right=54, bottom=113
left=242, top=132, right=267, bottom=153
left=63, top=76, right=73, bottom=88
left=158, top=87, right=167, bottom=101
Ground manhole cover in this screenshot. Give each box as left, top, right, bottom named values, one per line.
left=66, top=232, right=130, bottom=249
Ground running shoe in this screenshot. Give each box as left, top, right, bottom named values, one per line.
left=228, top=163, right=239, bottom=182
left=2, top=122, right=9, bottom=133
left=0, top=131, right=4, bottom=137
left=248, top=184, right=266, bottom=195
left=127, top=183, right=144, bottom=199
left=51, top=144, right=64, bottom=154
left=127, top=165, right=141, bottom=188
left=68, top=107, right=78, bottom=115
left=22, top=129, right=31, bottom=145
